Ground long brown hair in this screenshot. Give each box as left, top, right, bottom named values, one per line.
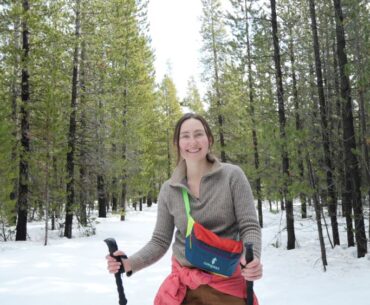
left=173, top=113, right=215, bottom=164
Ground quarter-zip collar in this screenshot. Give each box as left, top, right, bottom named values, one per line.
left=169, top=157, right=223, bottom=190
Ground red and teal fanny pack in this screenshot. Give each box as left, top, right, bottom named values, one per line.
left=182, top=188, right=243, bottom=277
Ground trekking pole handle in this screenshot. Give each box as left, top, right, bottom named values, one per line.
left=245, top=242, right=254, bottom=264
left=104, top=238, right=126, bottom=274
left=104, top=238, right=128, bottom=305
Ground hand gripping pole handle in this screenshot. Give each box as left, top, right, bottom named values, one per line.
left=104, top=238, right=127, bottom=305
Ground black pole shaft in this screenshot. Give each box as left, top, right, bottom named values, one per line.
left=114, top=274, right=127, bottom=305
left=245, top=242, right=254, bottom=305
left=104, top=238, right=128, bottom=305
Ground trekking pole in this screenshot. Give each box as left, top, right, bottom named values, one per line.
left=104, top=238, right=128, bottom=305
left=245, top=242, right=254, bottom=305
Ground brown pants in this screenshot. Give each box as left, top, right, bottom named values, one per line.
left=181, top=285, right=246, bottom=305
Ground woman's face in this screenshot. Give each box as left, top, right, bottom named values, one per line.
left=178, top=118, right=211, bottom=162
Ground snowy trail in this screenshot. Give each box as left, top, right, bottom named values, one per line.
left=1, top=205, right=369, bottom=305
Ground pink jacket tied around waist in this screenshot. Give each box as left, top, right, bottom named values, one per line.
left=154, top=257, right=258, bottom=305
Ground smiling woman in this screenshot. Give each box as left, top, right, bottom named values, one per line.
left=147, top=0, right=203, bottom=99
left=106, top=112, right=262, bottom=305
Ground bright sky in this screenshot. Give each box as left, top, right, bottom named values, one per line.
left=148, top=0, right=203, bottom=99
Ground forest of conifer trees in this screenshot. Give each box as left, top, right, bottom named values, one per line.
left=0, top=0, right=369, bottom=261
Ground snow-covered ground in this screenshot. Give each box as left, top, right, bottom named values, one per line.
left=1, top=203, right=369, bottom=305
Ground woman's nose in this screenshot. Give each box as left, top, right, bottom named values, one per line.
left=188, top=135, right=198, bottom=143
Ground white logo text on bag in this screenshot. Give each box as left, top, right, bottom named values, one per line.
left=203, top=257, right=220, bottom=271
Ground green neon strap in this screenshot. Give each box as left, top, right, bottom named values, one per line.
left=182, top=188, right=191, bottom=216
left=182, top=188, right=195, bottom=237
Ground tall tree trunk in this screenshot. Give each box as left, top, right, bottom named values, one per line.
left=112, top=176, right=118, bottom=212
left=64, top=0, right=81, bottom=238
left=44, top=149, right=50, bottom=246
left=51, top=156, right=58, bottom=231
left=111, top=143, right=118, bottom=212
left=10, top=13, right=21, bottom=226
left=97, top=175, right=107, bottom=217
left=166, top=126, right=171, bottom=178
left=306, top=155, right=328, bottom=270
left=79, top=163, right=87, bottom=225
left=210, top=12, right=226, bottom=162
left=147, top=192, right=152, bottom=207
left=120, top=89, right=128, bottom=221
left=120, top=178, right=127, bottom=221
left=15, top=0, right=30, bottom=241
left=333, top=0, right=367, bottom=257
left=333, top=40, right=354, bottom=246
left=96, top=52, right=107, bottom=218
left=288, top=22, right=307, bottom=219
left=79, top=39, right=87, bottom=226
left=353, top=16, right=370, bottom=231
left=270, top=0, right=295, bottom=249
left=166, top=111, right=171, bottom=179
left=309, top=0, right=339, bottom=246
left=164, top=87, right=172, bottom=179
left=244, top=1, right=262, bottom=227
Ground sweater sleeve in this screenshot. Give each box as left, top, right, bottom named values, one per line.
left=128, top=182, right=175, bottom=273
left=230, top=166, right=262, bottom=259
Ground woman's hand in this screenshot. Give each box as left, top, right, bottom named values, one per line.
left=106, top=250, right=131, bottom=274
left=240, top=257, right=263, bottom=281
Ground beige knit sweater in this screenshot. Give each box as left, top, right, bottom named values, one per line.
left=129, top=158, right=261, bottom=274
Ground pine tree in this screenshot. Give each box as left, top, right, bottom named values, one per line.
left=347, top=1, right=370, bottom=231
left=183, top=77, right=205, bottom=115
left=270, top=0, right=295, bottom=249
left=158, top=75, right=182, bottom=177
left=103, top=0, right=158, bottom=218
left=65, top=0, right=81, bottom=238
left=227, top=0, right=263, bottom=227
left=332, top=0, right=367, bottom=257
left=248, top=7, right=283, bottom=208
left=0, top=1, right=21, bottom=238
left=15, top=0, right=31, bottom=241
left=308, top=0, right=339, bottom=245
left=285, top=4, right=307, bottom=219
left=200, top=0, right=228, bottom=162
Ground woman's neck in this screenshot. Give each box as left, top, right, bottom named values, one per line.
left=185, top=160, right=211, bottom=181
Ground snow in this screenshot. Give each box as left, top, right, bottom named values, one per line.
left=1, top=204, right=369, bottom=305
